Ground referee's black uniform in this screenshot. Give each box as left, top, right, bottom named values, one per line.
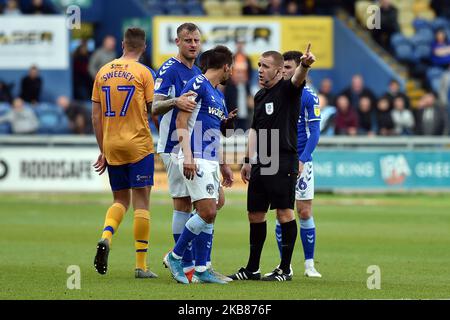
left=248, top=78, right=305, bottom=212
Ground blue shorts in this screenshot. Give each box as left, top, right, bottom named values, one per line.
left=107, top=153, right=154, bottom=191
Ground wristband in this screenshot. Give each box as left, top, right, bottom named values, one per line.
left=243, top=157, right=250, bottom=164
left=301, top=62, right=311, bottom=69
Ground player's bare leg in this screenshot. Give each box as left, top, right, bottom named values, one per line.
left=132, top=186, right=157, bottom=278
left=94, top=189, right=130, bottom=275
left=298, top=199, right=321, bottom=278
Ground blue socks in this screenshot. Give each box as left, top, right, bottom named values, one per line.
left=173, top=214, right=207, bottom=258
left=194, top=223, right=213, bottom=272
left=172, top=210, right=193, bottom=268
left=275, top=217, right=316, bottom=260
left=300, top=217, right=316, bottom=260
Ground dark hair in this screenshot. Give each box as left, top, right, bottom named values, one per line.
left=177, top=22, right=200, bottom=36
left=390, top=79, right=399, bottom=85
left=261, top=51, right=284, bottom=68
left=199, top=45, right=233, bottom=72
left=124, top=27, right=146, bottom=51
left=282, top=50, right=303, bottom=66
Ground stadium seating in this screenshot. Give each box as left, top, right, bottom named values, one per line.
left=33, top=103, right=70, bottom=134
left=426, top=66, right=445, bottom=92
left=142, top=0, right=206, bottom=16
left=0, top=103, right=12, bottom=134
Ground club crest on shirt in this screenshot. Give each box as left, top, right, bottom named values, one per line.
left=265, top=102, right=274, bottom=115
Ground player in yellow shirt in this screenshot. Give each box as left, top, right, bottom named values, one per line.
left=91, top=28, right=157, bottom=278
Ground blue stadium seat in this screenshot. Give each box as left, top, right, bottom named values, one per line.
left=431, top=17, right=449, bottom=31
left=426, top=66, right=444, bottom=83
left=415, top=28, right=434, bottom=44
left=394, top=43, right=416, bottom=63
left=430, top=77, right=441, bottom=93
left=185, top=3, right=204, bottom=15
left=426, top=67, right=445, bottom=93
left=166, top=7, right=186, bottom=15
left=0, top=103, right=12, bottom=134
left=414, top=44, right=432, bottom=60
left=34, top=103, right=70, bottom=134
left=147, top=4, right=166, bottom=15
left=390, top=32, right=410, bottom=47
left=144, top=0, right=160, bottom=5
left=186, top=0, right=201, bottom=5
left=413, top=18, right=432, bottom=31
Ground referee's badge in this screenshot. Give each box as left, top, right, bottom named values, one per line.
left=265, top=102, right=274, bottom=115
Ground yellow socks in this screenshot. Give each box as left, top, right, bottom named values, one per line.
left=134, top=209, right=150, bottom=270
left=101, top=203, right=126, bottom=244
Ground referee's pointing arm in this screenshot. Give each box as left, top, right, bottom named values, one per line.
left=291, top=43, right=316, bottom=87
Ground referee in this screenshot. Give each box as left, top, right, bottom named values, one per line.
left=229, top=44, right=316, bottom=281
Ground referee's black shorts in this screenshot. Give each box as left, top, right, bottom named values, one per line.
left=247, top=157, right=298, bottom=212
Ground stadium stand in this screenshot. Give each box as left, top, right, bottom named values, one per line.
left=0, top=0, right=448, bottom=136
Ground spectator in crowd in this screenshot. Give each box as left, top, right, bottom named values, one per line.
left=242, top=0, right=267, bottom=15
left=376, top=97, right=395, bottom=136
left=340, top=74, right=376, bottom=110
left=371, top=0, right=400, bottom=50
left=20, top=65, right=42, bottom=104
left=317, top=93, right=336, bottom=136
left=431, top=0, right=450, bottom=19
left=266, top=0, right=284, bottom=15
left=3, top=0, right=21, bottom=15
left=88, top=35, right=117, bottom=79
left=224, top=40, right=254, bottom=131
left=56, top=96, right=90, bottom=134
left=72, top=40, right=93, bottom=101
left=319, top=77, right=335, bottom=105
left=0, top=81, right=13, bottom=103
left=384, top=79, right=410, bottom=110
left=414, top=92, right=447, bottom=135
left=430, top=29, right=450, bottom=68
left=25, top=0, right=56, bottom=14
left=334, top=94, right=358, bottom=136
left=0, top=98, right=39, bottom=134
left=285, top=1, right=300, bottom=15
left=357, top=95, right=376, bottom=136
left=391, top=96, right=415, bottom=135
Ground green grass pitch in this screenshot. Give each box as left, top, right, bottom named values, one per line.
left=1, top=191, right=449, bottom=300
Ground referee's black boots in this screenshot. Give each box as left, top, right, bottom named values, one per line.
left=228, top=267, right=261, bottom=281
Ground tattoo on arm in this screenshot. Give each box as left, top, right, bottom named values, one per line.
left=152, top=95, right=177, bottom=116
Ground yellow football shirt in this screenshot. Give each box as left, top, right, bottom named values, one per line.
left=92, top=58, right=154, bottom=165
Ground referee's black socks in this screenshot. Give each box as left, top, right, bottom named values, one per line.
left=246, top=221, right=267, bottom=272
left=279, top=220, right=298, bottom=274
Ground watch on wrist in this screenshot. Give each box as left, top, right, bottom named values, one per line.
left=243, top=157, right=250, bottom=164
